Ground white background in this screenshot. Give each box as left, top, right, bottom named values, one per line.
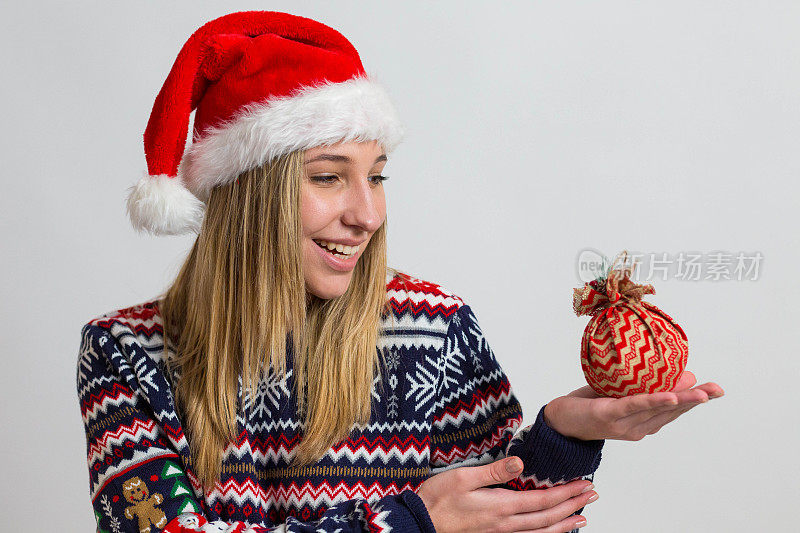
left=1, top=1, right=797, bottom=531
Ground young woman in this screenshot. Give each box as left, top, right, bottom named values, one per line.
left=77, top=11, right=723, bottom=533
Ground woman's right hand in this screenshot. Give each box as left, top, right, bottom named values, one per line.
left=417, top=456, right=598, bottom=533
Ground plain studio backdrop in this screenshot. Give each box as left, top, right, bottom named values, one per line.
left=1, top=1, right=797, bottom=531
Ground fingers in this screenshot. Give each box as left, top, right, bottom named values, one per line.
left=638, top=401, right=703, bottom=436
left=511, top=509, right=592, bottom=533
left=513, top=514, right=589, bottom=533
left=642, top=383, right=724, bottom=434
left=616, top=391, right=678, bottom=419
left=498, top=479, right=594, bottom=514
left=620, top=391, right=717, bottom=439
left=695, top=382, right=725, bottom=399
left=499, top=481, right=598, bottom=531
left=607, top=384, right=722, bottom=439
left=614, top=380, right=723, bottom=422
left=671, top=370, right=697, bottom=392
left=465, top=456, right=525, bottom=490
left=672, top=373, right=725, bottom=398
left=613, top=400, right=686, bottom=431
left=442, top=475, right=595, bottom=532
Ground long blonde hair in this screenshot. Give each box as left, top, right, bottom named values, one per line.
left=159, top=149, right=392, bottom=490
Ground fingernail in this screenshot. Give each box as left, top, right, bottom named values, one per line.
left=506, top=457, right=523, bottom=472
left=587, top=492, right=599, bottom=503
left=581, top=483, right=594, bottom=493
left=575, top=518, right=587, bottom=528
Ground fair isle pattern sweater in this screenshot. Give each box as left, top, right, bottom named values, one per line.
left=78, top=271, right=604, bottom=532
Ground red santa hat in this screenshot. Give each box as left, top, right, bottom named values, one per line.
left=126, top=11, right=403, bottom=235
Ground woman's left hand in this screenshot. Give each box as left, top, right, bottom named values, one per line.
left=543, top=370, right=725, bottom=441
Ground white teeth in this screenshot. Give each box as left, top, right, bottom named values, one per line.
left=314, top=240, right=358, bottom=255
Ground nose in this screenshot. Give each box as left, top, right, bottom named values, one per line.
left=340, top=177, right=384, bottom=232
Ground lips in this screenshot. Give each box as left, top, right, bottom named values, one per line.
left=312, top=238, right=365, bottom=247
left=312, top=237, right=360, bottom=272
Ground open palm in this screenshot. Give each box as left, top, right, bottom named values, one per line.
left=544, top=371, right=725, bottom=441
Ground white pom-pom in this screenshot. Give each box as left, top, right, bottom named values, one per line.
left=125, top=174, right=206, bottom=236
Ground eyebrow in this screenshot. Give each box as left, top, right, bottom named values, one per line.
left=305, top=153, right=388, bottom=164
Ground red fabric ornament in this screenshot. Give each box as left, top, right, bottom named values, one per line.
left=573, top=257, right=688, bottom=398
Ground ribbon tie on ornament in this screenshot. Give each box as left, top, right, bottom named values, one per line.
left=573, top=267, right=656, bottom=317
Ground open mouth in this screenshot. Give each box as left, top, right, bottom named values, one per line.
left=313, top=239, right=358, bottom=259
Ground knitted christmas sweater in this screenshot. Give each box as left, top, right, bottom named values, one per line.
left=78, top=271, right=604, bottom=533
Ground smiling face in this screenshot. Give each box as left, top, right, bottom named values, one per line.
left=123, top=477, right=148, bottom=502
left=301, top=140, right=388, bottom=300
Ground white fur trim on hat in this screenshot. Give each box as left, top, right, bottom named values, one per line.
left=181, top=76, right=404, bottom=201
left=126, top=173, right=206, bottom=235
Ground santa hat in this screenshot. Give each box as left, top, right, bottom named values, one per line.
left=126, top=11, right=404, bottom=236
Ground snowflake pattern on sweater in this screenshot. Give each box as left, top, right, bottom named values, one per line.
left=78, top=271, right=604, bottom=532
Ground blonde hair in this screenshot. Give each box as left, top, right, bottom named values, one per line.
left=159, top=150, right=393, bottom=490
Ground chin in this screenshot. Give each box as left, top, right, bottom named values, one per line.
left=306, top=274, right=353, bottom=300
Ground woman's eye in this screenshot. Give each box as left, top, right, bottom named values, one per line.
left=310, top=175, right=338, bottom=184
left=311, top=175, right=389, bottom=185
